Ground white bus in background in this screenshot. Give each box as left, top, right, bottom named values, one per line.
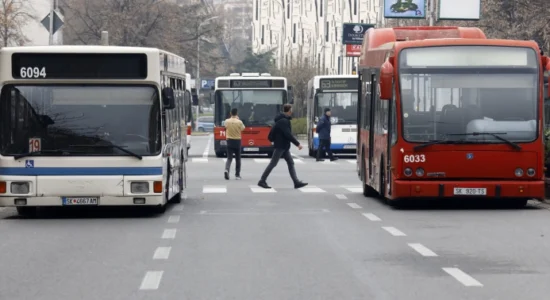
left=306, top=75, right=359, bottom=157
left=0, top=46, right=189, bottom=215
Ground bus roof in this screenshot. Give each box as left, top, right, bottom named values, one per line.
left=0, top=45, right=187, bottom=82
left=360, top=36, right=541, bottom=69
left=215, top=74, right=287, bottom=89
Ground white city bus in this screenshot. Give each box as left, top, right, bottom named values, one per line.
left=306, top=75, right=359, bottom=157
left=0, top=46, right=188, bottom=215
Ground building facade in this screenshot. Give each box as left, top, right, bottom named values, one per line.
left=252, top=0, right=382, bottom=74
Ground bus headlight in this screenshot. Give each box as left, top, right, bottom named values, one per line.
left=131, top=182, right=149, bottom=194
left=527, top=168, right=535, bottom=177
left=416, top=168, right=424, bottom=177
left=11, top=182, right=29, bottom=194
left=404, top=168, right=412, bottom=176
left=515, top=168, right=524, bottom=177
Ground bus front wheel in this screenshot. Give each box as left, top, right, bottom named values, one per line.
left=16, top=206, right=37, bottom=217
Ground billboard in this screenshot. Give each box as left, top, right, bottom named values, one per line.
left=342, top=23, right=375, bottom=45
left=438, top=0, right=481, bottom=20
left=384, top=0, right=426, bottom=18
left=345, top=44, right=362, bottom=57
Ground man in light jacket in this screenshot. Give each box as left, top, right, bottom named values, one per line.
left=224, top=108, right=245, bottom=180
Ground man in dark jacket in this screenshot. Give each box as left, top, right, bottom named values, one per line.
left=316, top=107, right=338, bottom=162
left=258, top=104, right=308, bottom=189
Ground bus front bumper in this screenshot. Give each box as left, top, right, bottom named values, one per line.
left=0, top=195, right=164, bottom=207
left=215, top=140, right=274, bottom=153
left=392, top=180, right=545, bottom=201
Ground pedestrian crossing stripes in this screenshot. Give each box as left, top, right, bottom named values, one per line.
left=200, top=185, right=363, bottom=194
left=191, top=157, right=356, bottom=165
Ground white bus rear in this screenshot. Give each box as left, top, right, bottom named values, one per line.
left=0, top=46, right=188, bottom=215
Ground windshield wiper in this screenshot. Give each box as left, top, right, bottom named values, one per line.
left=447, top=132, right=521, bottom=151
left=413, top=139, right=471, bottom=151
left=69, top=144, right=143, bottom=160
left=13, top=149, right=77, bottom=160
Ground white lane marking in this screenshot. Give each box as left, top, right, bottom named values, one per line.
left=173, top=205, right=184, bottom=211
left=223, top=158, right=227, bottom=162
left=362, top=213, right=381, bottom=221
left=443, top=268, right=483, bottom=287
left=341, top=185, right=363, bottom=193
left=408, top=243, right=438, bottom=257
left=321, top=160, right=337, bottom=164
left=291, top=153, right=304, bottom=159
left=382, top=226, right=406, bottom=236
left=167, top=215, right=180, bottom=223
left=153, top=247, right=171, bottom=260
left=139, top=271, right=164, bottom=290
left=298, top=186, right=326, bottom=193
left=203, top=185, right=227, bottom=193
left=335, top=194, right=348, bottom=200
left=294, top=159, right=305, bottom=164
left=192, top=158, right=208, bottom=163
left=250, top=186, right=277, bottom=193
left=347, top=203, right=362, bottom=209
left=347, top=160, right=356, bottom=164
left=254, top=158, right=270, bottom=163
left=202, top=135, right=213, bottom=158
left=161, top=229, right=177, bottom=239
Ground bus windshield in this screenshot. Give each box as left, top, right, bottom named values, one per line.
left=0, top=85, right=162, bottom=156
left=399, top=46, right=539, bottom=144
left=215, top=89, right=285, bottom=126
left=315, top=92, right=358, bottom=124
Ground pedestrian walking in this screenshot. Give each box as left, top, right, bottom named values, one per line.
left=224, top=108, right=245, bottom=180
left=258, top=104, right=308, bottom=189
left=315, top=107, right=338, bottom=162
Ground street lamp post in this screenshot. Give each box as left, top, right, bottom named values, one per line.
left=195, top=15, right=219, bottom=130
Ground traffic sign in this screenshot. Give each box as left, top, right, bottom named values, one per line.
left=41, top=10, right=64, bottom=34
left=201, top=79, right=215, bottom=89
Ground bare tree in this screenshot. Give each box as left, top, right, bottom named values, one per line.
left=273, top=51, right=317, bottom=118
left=0, top=0, right=34, bottom=47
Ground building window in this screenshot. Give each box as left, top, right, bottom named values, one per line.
left=293, top=24, right=296, bottom=43
left=354, top=0, right=357, bottom=15
left=261, top=25, right=264, bottom=44
left=325, top=21, right=329, bottom=42
left=255, top=0, right=258, bottom=20
left=301, top=28, right=304, bottom=44
left=270, top=30, right=272, bottom=44
left=320, top=0, right=323, bottom=17
left=287, top=0, right=290, bottom=19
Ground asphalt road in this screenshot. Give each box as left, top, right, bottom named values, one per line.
left=2, top=133, right=550, bottom=299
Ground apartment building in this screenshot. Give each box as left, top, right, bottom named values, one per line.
left=221, top=0, right=253, bottom=41
left=252, top=0, right=381, bottom=74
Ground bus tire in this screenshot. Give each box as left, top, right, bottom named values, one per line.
left=507, top=199, right=528, bottom=208
left=379, top=157, right=386, bottom=199
left=215, top=151, right=224, bottom=157
left=16, top=206, right=37, bottom=217
left=155, top=204, right=166, bottom=214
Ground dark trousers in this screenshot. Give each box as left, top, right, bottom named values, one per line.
left=316, top=138, right=334, bottom=160
left=260, top=148, right=299, bottom=184
left=225, top=139, right=241, bottom=176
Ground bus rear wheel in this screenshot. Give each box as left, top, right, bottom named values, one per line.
left=361, top=156, right=377, bottom=197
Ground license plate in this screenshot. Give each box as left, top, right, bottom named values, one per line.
left=244, top=147, right=259, bottom=152
left=343, top=145, right=356, bottom=149
left=453, top=188, right=487, bottom=196
left=62, top=197, right=99, bottom=205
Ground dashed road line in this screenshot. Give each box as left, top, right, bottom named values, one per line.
left=153, top=247, right=171, bottom=260
left=139, top=271, right=164, bottom=290
left=335, top=194, right=348, bottom=200
left=167, top=215, right=180, bottom=223
left=161, top=229, right=177, bottom=239
left=362, top=213, right=381, bottom=221
left=173, top=205, right=184, bottom=211
left=298, top=186, right=326, bottom=193
left=443, top=268, right=483, bottom=287
left=202, top=135, right=213, bottom=158
left=342, top=185, right=362, bottom=193
left=203, top=185, right=227, bottom=193
left=347, top=203, right=362, bottom=209
left=250, top=186, right=277, bottom=193
left=191, top=158, right=208, bottom=163
left=382, top=226, right=407, bottom=236
left=408, top=243, right=438, bottom=257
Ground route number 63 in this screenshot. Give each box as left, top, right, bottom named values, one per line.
left=404, top=154, right=425, bottom=163
left=20, top=67, right=46, bottom=78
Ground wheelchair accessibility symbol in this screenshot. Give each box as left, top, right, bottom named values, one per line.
left=25, top=160, right=34, bottom=168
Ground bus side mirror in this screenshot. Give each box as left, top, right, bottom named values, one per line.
left=162, top=87, right=175, bottom=109
left=379, top=61, right=394, bottom=100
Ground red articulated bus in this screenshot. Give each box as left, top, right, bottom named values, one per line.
left=212, top=73, right=292, bottom=157
left=356, top=26, right=550, bottom=207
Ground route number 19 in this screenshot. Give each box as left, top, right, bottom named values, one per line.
left=29, top=138, right=41, bottom=152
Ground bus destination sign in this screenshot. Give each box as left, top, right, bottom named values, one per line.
left=319, top=78, right=358, bottom=90
left=12, top=53, right=148, bottom=79
left=230, top=80, right=272, bottom=88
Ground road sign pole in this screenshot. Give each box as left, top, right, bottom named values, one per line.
left=48, top=0, right=54, bottom=45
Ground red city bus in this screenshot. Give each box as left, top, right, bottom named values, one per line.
left=357, top=26, right=550, bottom=207
left=212, top=73, right=292, bottom=157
